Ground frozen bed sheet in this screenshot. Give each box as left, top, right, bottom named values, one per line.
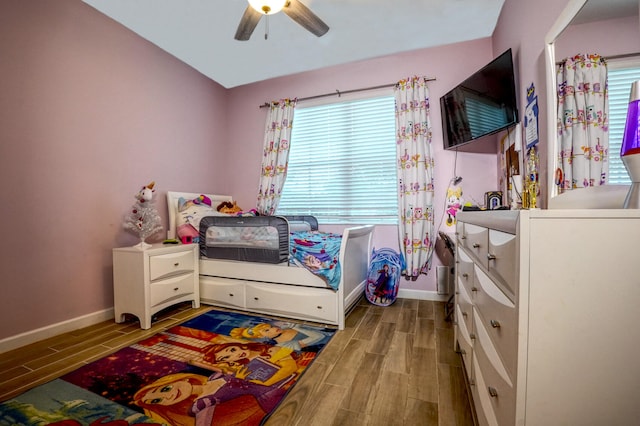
left=289, top=231, right=343, bottom=290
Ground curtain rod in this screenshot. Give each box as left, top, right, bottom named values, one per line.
left=555, top=52, right=640, bottom=64
left=258, top=77, right=437, bottom=108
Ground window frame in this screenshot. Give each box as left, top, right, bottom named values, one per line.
left=275, top=88, right=399, bottom=225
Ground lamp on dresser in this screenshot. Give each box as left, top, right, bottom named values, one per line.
left=621, top=80, right=640, bottom=208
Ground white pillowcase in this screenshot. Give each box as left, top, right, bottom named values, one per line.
left=176, top=197, right=225, bottom=231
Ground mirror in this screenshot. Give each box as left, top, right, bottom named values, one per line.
left=544, top=0, right=639, bottom=208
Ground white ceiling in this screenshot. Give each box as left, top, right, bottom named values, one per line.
left=82, top=0, right=506, bottom=88
left=82, top=0, right=638, bottom=89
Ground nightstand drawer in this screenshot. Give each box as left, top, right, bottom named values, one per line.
left=149, top=250, right=196, bottom=281
left=150, top=272, right=197, bottom=307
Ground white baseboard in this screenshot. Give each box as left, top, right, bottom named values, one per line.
left=398, top=289, right=449, bottom=302
left=0, top=291, right=447, bottom=354
left=0, top=308, right=114, bottom=354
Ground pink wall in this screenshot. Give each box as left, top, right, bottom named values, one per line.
left=225, top=39, right=499, bottom=295
left=0, top=0, right=228, bottom=341
left=491, top=0, right=573, bottom=209
left=555, top=15, right=640, bottom=60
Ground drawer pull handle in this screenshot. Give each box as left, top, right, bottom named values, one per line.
left=471, top=287, right=478, bottom=292
left=469, top=379, right=475, bottom=386
left=472, top=243, right=480, bottom=248
left=173, top=287, right=179, bottom=291
left=174, top=262, right=180, bottom=266
left=459, top=349, right=466, bottom=355
left=469, top=333, right=476, bottom=340
left=462, top=273, right=469, bottom=279
left=461, top=311, right=468, bottom=317
left=317, top=306, right=322, bottom=310
left=487, top=253, right=496, bottom=261
left=254, top=297, right=259, bottom=301
left=229, top=293, right=234, bottom=297
left=488, top=386, right=498, bottom=398
left=490, top=319, right=501, bottom=328
left=460, top=235, right=466, bottom=240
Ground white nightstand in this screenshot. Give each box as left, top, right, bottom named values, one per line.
left=112, top=243, right=200, bottom=329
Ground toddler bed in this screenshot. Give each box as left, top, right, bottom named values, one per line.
left=166, top=191, right=375, bottom=329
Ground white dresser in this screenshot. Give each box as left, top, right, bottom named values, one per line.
left=113, top=243, right=200, bottom=329
left=455, top=209, right=640, bottom=426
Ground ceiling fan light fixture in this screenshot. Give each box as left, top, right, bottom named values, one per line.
left=248, top=0, right=287, bottom=15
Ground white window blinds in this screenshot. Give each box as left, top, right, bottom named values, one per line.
left=608, top=59, right=640, bottom=184
left=276, top=95, right=398, bottom=224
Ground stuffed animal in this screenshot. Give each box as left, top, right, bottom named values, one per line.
left=445, top=186, right=463, bottom=226
left=216, top=201, right=243, bottom=214
left=216, top=201, right=259, bottom=217
left=137, top=181, right=155, bottom=203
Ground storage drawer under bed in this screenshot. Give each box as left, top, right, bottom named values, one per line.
left=200, top=276, right=339, bottom=324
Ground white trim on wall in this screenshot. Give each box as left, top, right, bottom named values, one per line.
left=0, top=309, right=114, bottom=354
left=0, top=290, right=447, bottom=353
left=398, top=289, right=449, bottom=302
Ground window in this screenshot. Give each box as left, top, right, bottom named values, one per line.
left=608, top=57, right=640, bottom=184
left=276, top=94, right=398, bottom=224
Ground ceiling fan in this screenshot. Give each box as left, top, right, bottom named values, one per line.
left=235, top=0, right=329, bottom=41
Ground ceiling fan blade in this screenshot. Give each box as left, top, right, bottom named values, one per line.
left=234, top=5, right=263, bottom=41
left=282, top=0, right=329, bottom=37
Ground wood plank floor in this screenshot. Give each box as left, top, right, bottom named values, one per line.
left=0, top=298, right=474, bottom=426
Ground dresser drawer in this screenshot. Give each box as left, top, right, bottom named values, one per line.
left=474, top=311, right=516, bottom=426
left=474, top=266, right=517, bottom=379
left=471, top=355, right=493, bottom=426
left=149, top=272, right=196, bottom=308
left=246, top=282, right=337, bottom=324
left=459, top=223, right=489, bottom=269
left=487, top=230, right=517, bottom=299
left=456, top=277, right=473, bottom=333
left=149, top=250, right=196, bottom=281
left=200, top=276, right=246, bottom=309
left=456, top=247, right=475, bottom=296
left=456, top=303, right=474, bottom=380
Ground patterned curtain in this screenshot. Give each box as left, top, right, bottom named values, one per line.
left=256, top=99, right=296, bottom=215
left=394, top=77, right=435, bottom=280
left=556, top=54, right=608, bottom=191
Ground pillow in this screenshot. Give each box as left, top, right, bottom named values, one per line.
left=176, top=197, right=225, bottom=231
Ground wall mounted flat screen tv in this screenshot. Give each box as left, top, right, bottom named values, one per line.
left=440, top=48, right=519, bottom=150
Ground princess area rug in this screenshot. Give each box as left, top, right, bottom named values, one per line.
left=0, top=309, right=336, bottom=425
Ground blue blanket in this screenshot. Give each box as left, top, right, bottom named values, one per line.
left=290, top=231, right=342, bottom=290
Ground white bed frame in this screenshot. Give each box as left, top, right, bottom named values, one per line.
left=167, top=191, right=374, bottom=329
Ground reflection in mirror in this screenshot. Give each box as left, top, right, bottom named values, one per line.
left=545, top=0, right=640, bottom=208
